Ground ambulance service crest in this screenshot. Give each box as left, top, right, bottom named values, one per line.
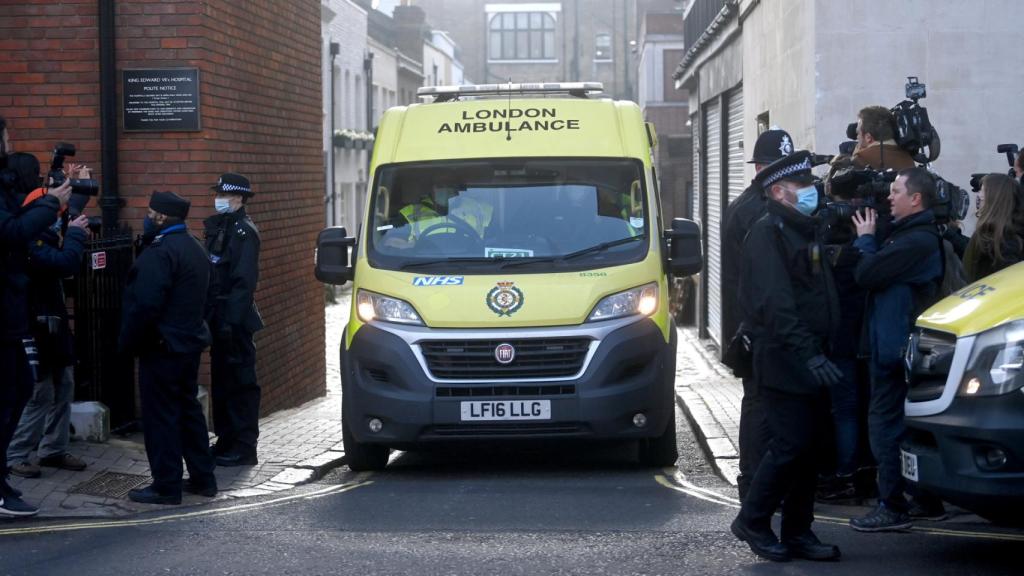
left=486, top=281, right=524, bottom=317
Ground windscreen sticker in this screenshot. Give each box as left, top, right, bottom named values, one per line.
left=629, top=217, right=644, bottom=228
left=485, top=247, right=534, bottom=258
left=438, top=107, right=581, bottom=135
left=376, top=224, right=394, bottom=231
left=412, top=276, right=464, bottom=286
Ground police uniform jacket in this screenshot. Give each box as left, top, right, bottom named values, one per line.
left=740, top=200, right=840, bottom=395
left=0, top=190, right=61, bottom=342
left=203, top=209, right=263, bottom=334
left=119, top=225, right=212, bottom=355
left=721, top=183, right=766, bottom=343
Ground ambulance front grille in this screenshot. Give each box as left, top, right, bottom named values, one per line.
left=421, top=338, right=590, bottom=380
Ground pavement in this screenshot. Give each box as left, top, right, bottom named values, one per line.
left=6, top=290, right=744, bottom=519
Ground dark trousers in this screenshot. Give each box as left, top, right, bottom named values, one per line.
left=868, top=362, right=908, bottom=511
left=210, top=330, right=260, bottom=451
left=830, top=357, right=867, bottom=476
left=739, top=387, right=831, bottom=537
left=737, top=376, right=770, bottom=501
left=0, top=342, right=34, bottom=480
left=139, top=351, right=216, bottom=495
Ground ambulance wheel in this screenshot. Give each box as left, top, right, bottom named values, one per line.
left=638, top=408, right=678, bottom=467
left=342, top=417, right=390, bottom=471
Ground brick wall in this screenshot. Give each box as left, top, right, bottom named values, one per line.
left=1, top=0, right=326, bottom=414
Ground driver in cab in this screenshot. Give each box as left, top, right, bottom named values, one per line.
left=390, top=180, right=493, bottom=249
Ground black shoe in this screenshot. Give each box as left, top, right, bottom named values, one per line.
left=184, top=479, right=218, bottom=498
left=850, top=503, right=912, bottom=532
left=783, top=530, right=841, bottom=561
left=730, top=517, right=790, bottom=562
left=128, top=485, right=181, bottom=505
left=908, top=501, right=948, bottom=522
left=215, top=448, right=258, bottom=467
left=210, top=440, right=232, bottom=457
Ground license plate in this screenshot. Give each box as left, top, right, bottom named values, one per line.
left=901, top=449, right=919, bottom=482
left=460, top=400, right=551, bottom=421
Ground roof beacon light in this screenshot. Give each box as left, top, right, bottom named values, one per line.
left=417, top=82, right=604, bottom=102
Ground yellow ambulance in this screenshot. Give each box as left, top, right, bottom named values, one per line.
left=903, top=262, right=1024, bottom=525
left=315, top=82, right=702, bottom=470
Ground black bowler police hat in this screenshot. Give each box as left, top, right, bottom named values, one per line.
left=748, top=129, right=795, bottom=165
left=211, top=172, right=253, bottom=197
left=149, top=190, right=191, bottom=219
left=753, top=150, right=815, bottom=189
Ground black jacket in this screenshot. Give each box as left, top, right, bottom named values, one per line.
left=120, top=224, right=212, bottom=355
left=741, top=201, right=840, bottom=395
left=27, top=223, right=87, bottom=371
left=203, top=209, right=263, bottom=334
left=721, top=183, right=767, bottom=344
left=0, top=190, right=61, bottom=341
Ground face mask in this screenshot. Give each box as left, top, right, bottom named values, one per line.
left=142, top=216, right=158, bottom=236
left=214, top=198, right=233, bottom=214
left=794, top=185, right=819, bottom=216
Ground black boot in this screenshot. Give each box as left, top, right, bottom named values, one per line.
left=128, top=485, right=181, bottom=505
left=215, top=445, right=258, bottom=467
left=783, top=530, right=841, bottom=561
left=731, top=517, right=790, bottom=562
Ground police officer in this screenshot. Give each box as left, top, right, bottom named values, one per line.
left=204, top=173, right=263, bottom=467
left=730, top=151, right=843, bottom=562
left=121, top=191, right=217, bottom=505
left=721, top=128, right=794, bottom=502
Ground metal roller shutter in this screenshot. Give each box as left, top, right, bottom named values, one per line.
left=726, top=87, right=745, bottom=203
left=691, top=113, right=700, bottom=221
left=703, top=100, right=722, bottom=347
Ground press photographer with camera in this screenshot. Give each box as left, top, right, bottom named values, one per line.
left=0, top=116, right=73, bottom=517
left=848, top=167, right=945, bottom=532
left=851, top=106, right=916, bottom=171
left=963, top=173, right=1023, bottom=282
left=3, top=152, right=91, bottom=481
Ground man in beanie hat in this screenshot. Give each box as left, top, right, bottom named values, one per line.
left=203, top=173, right=263, bottom=467
left=721, top=128, right=794, bottom=502
left=120, top=191, right=217, bottom=505
left=730, top=151, right=843, bottom=562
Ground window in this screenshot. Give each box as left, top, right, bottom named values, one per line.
left=594, top=33, right=612, bottom=62
left=488, top=12, right=556, bottom=61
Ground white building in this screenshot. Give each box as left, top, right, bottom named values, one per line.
left=425, top=31, right=466, bottom=86
left=323, top=0, right=372, bottom=234
left=674, top=0, right=1024, bottom=349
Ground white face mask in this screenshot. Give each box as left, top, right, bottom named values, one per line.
left=214, top=198, right=233, bottom=214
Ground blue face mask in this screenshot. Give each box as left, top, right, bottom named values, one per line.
left=142, top=216, right=158, bottom=236
left=794, top=185, right=819, bottom=216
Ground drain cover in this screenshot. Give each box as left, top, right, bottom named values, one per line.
left=69, top=471, right=150, bottom=498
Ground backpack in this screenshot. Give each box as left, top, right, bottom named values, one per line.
left=938, top=237, right=968, bottom=297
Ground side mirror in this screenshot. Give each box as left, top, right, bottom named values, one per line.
left=315, top=226, right=356, bottom=285
left=663, top=218, right=702, bottom=277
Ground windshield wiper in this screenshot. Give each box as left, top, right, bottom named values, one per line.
left=399, top=256, right=515, bottom=270
left=501, top=235, right=646, bottom=268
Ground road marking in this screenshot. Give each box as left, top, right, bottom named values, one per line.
left=0, top=480, right=373, bottom=537
left=653, top=470, right=1024, bottom=543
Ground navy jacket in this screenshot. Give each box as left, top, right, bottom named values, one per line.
left=203, top=209, right=263, bottom=334
left=722, top=183, right=766, bottom=343
left=25, top=222, right=87, bottom=371
left=854, top=209, right=943, bottom=371
left=120, top=225, right=212, bottom=356
left=0, top=191, right=61, bottom=341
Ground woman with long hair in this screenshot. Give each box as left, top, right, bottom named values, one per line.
left=963, top=173, right=1023, bottom=281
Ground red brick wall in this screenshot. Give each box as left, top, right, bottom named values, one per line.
left=1, top=0, right=326, bottom=414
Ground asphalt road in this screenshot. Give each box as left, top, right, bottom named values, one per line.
left=1, top=408, right=1021, bottom=576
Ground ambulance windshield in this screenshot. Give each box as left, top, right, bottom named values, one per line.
left=367, top=158, right=649, bottom=272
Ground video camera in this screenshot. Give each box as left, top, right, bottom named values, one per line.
left=49, top=143, right=99, bottom=196
left=969, top=143, right=1020, bottom=191
left=845, top=77, right=941, bottom=164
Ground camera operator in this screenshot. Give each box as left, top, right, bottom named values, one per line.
left=0, top=116, right=72, bottom=518
left=722, top=128, right=794, bottom=502
left=4, top=152, right=91, bottom=480
left=963, top=173, right=1023, bottom=282
left=848, top=167, right=944, bottom=532
left=852, top=106, right=916, bottom=171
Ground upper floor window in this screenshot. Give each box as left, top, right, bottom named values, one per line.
left=594, top=33, right=612, bottom=62
left=488, top=12, right=556, bottom=61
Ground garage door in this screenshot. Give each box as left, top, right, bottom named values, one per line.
left=690, top=113, right=700, bottom=222
left=703, top=100, right=722, bottom=347
left=726, top=87, right=745, bottom=203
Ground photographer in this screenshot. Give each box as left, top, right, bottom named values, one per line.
left=0, top=116, right=71, bottom=517
left=963, top=173, right=1022, bottom=282
left=4, top=152, right=90, bottom=480
left=849, top=167, right=944, bottom=532
left=852, top=106, right=916, bottom=171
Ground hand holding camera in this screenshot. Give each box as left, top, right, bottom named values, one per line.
left=48, top=176, right=73, bottom=207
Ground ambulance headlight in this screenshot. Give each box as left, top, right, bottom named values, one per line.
left=959, top=320, right=1024, bottom=397
left=587, top=283, right=658, bottom=322
left=357, top=290, right=423, bottom=325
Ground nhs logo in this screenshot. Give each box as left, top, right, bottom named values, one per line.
left=412, top=276, right=464, bottom=287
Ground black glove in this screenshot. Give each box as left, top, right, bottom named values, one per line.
left=806, top=354, right=843, bottom=387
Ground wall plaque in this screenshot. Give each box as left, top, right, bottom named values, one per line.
left=122, top=68, right=201, bottom=132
